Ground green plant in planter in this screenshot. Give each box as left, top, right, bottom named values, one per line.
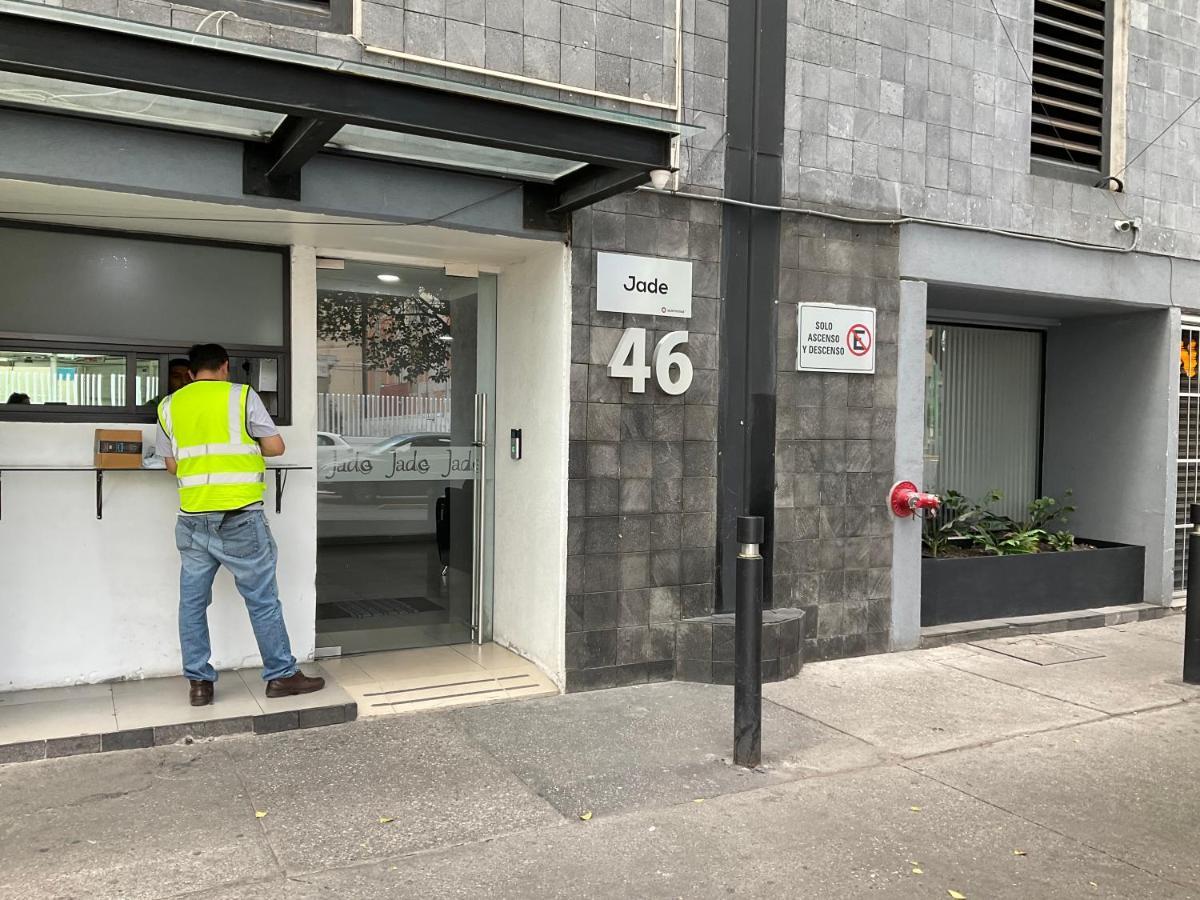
left=971, top=489, right=1077, bottom=556
left=1047, top=530, right=1077, bottom=552
left=972, top=524, right=1046, bottom=555
left=922, top=489, right=1000, bottom=557
left=991, top=490, right=1076, bottom=536
left=924, top=488, right=1078, bottom=557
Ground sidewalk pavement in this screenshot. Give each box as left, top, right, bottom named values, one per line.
left=2, top=615, right=1198, bottom=899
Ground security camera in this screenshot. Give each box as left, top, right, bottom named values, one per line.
left=649, top=168, right=673, bottom=190
left=1114, top=217, right=1142, bottom=233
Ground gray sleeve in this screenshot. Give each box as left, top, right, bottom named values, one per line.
left=155, top=423, right=173, bottom=458
left=245, top=389, right=280, bottom=439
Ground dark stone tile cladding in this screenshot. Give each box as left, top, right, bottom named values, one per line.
left=565, top=192, right=723, bottom=693
left=673, top=608, right=806, bottom=685
left=775, top=216, right=899, bottom=663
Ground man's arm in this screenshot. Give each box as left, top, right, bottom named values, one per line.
left=245, top=389, right=285, bottom=457
left=155, top=419, right=177, bottom=474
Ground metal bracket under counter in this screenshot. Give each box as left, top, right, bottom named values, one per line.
left=0, top=465, right=313, bottom=520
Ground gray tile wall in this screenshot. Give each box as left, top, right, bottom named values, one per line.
left=565, top=189, right=723, bottom=691
left=775, top=216, right=898, bottom=662
left=782, top=0, right=1200, bottom=259
left=360, top=0, right=680, bottom=107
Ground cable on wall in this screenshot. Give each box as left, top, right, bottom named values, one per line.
left=637, top=186, right=1142, bottom=255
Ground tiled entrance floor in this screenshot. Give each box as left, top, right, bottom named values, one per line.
left=320, top=643, right=558, bottom=716
left=0, top=644, right=557, bottom=764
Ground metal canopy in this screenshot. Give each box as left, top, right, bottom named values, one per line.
left=0, top=2, right=677, bottom=218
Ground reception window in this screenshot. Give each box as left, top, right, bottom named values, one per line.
left=0, top=224, right=290, bottom=423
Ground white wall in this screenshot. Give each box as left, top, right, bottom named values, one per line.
left=0, top=247, right=318, bottom=691
left=891, top=280, right=927, bottom=649
left=491, top=244, right=570, bottom=687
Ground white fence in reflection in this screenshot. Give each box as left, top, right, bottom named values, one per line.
left=1, top=371, right=159, bottom=406
left=318, top=392, right=450, bottom=439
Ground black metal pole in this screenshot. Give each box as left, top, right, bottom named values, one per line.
left=734, top=515, right=764, bottom=768
left=1185, top=504, right=1200, bottom=684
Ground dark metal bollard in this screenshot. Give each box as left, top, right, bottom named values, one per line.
left=1186, top=504, right=1200, bottom=685
left=734, top=515, right=764, bottom=768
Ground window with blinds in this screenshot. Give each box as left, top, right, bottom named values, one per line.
left=924, top=325, right=1045, bottom=522
left=1031, top=0, right=1109, bottom=173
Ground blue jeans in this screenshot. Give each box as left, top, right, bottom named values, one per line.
left=175, top=511, right=297, bottom=683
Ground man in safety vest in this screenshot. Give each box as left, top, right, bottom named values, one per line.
left=157, top=343, right=324, bottom=707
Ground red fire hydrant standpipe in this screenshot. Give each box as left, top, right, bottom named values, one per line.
left=889, top=481, right=941, bottom=518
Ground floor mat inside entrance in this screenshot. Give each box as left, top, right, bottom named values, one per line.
left=317, top=597, right=443, bottom=619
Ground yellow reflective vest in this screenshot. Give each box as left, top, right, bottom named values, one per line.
left=158, top=381, right=266, bottom=513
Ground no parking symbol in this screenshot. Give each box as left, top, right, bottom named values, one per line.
left=847, top=323, right=872, bottom=357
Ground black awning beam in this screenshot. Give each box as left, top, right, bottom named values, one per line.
left=0, top=11, right=674, bottom=177
left=547, top=166, right=652, bottom=217
left=244, top=115, right=345, bottom=201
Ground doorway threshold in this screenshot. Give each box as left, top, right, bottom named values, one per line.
left=318, top=643, right=558, bottom=717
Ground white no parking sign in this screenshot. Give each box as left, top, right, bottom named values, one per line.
left=796, top=303, right=876, bottom=374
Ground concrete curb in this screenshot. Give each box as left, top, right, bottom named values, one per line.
left=0, top=701, right=358, bottom=765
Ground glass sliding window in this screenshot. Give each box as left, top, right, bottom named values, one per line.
left=0, top=350, right=126, bottom=406
left=924, top=325, right=1044, bottom=521
left=135, top=357, right=163, bottom=408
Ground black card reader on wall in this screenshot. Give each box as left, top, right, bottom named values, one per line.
left=510, top=428, right=522, bottom=460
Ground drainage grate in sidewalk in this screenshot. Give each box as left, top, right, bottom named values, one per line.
left=969, top=636, right=1105, bottom=666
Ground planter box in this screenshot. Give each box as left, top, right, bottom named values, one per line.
left=921, top=539, right=1145, bottom=627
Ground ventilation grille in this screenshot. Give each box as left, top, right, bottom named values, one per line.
left=1031, top=0, right=1108, bottom=171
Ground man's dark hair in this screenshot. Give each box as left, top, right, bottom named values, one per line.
left=188, top=344, right=229, bottom=375
left=6, top=392, right=30, bottom=404
left=168, top=357, right=191, bottom=370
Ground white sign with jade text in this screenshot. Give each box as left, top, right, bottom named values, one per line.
left=596, top=251, right=693, bottom=318
left=797, top=303, right=876, bottom=374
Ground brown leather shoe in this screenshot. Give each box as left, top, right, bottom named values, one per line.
left=265, top=670, right=326, bottom=698
left=189, top=680, right=214, bottom=707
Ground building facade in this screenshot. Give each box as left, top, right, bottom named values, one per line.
left=0, top=0, right=1196, bottom=697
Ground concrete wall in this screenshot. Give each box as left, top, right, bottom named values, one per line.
left=492, top=243, right=571, bottom=686
left=1042, top=308, right=1178, bottom=606
left=891, top=278, right=927, bottom=649
left=0, top=248, right=319, bottom=691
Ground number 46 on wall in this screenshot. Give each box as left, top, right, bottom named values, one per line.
left=608, top=328, right=694, bottom=395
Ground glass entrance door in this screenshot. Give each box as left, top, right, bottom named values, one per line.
left=314, top=261, right=495, bottom=654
